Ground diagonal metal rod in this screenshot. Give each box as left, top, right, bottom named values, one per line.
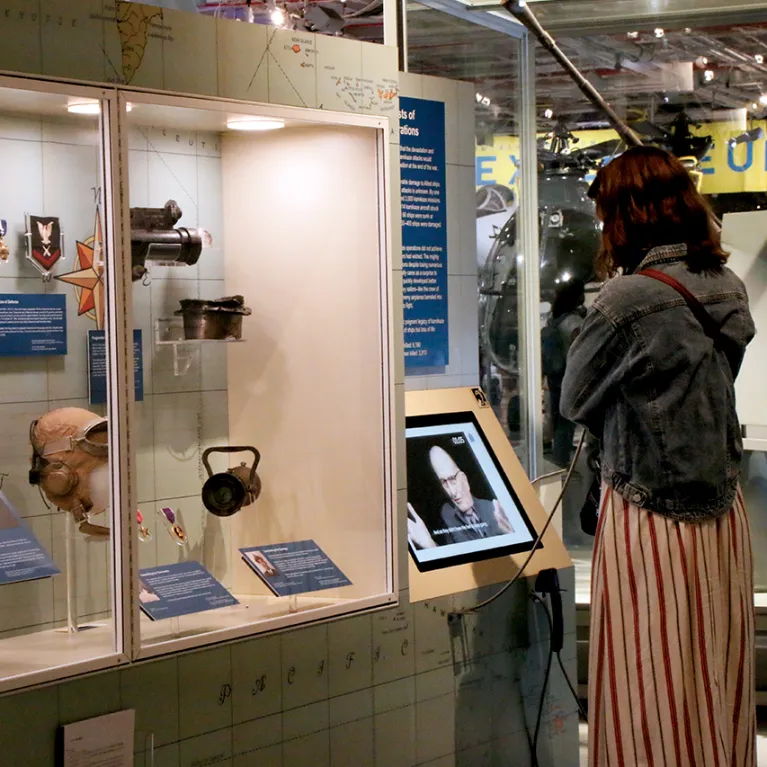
left=502, top=0, right=644, bottom=148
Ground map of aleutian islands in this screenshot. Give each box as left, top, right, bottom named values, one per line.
left=116, top=0, right=163, bottom=84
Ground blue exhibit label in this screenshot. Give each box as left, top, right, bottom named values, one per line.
left=399, top=97, right=449, bottom=370
left=88, top=329, right=143, bottom=405
left=240, top=540, right=352, bottom=597
left=0, top=492, right=60, bottom=585
left=138, top=561, right=239, bottom=621
left=0, top=293, right=67, bottom=356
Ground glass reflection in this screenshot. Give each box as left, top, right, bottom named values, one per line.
left=479, top=144, right=602, bottom=450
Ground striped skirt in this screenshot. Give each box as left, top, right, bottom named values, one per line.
left=589, top=485, right=756, bottom=767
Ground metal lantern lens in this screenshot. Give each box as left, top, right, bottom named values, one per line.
left=202, top=473, right=247, bottom=517
left=201, top=446, right=261, bottom=518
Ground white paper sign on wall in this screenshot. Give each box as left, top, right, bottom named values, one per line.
left=62, top=709, right=135, bottom=767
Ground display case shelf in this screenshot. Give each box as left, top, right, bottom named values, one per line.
left=154, top=317, right=245, bottom=376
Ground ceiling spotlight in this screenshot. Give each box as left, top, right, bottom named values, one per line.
left=684, top=27, right=692, bottom=33
left=752, top=102, right=759, bottom=110
left=627, top=31, right=639, bottom=39
left=654, top=28, right=664, bottom=39
left=756, top=54, right=765, bottom=64
left=67, top=100, right=101, bottom=115
left=695, top=56, right=708, bottom=67
left=270, top=6, right=285, bottom=25
left=227, top=116, right=285, bottom=131
left=759, top=93, right=767, bottom=105
left=704, top=69, right=715, bottom=82
left=544, top=108, right=554, bottom=119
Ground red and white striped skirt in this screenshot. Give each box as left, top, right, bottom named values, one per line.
left=589, top=485, right=756, bottom=767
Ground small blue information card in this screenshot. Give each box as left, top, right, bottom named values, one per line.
left=88, top=329, right=143, bottom=405
left=138, top=561, right=239, bottom=621
left=0, top=293, right=67, bottom=356
left=0, top=491, right=60, bottom=585
left=240, top=540, right=352, bottom=597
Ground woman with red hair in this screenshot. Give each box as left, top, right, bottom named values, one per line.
left=562, top=146, right=756, bottom=766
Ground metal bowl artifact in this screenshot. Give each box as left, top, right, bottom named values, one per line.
left=174, top=295, right=252, bottom=340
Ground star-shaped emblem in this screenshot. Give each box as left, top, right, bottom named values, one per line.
left=56, top=209, right=105, bottom=329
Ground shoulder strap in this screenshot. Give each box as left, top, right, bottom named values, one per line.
left=636, top=268, right=725, bottom=346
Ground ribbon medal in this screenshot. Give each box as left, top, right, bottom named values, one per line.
left=159, top=507, right=186, bottom=545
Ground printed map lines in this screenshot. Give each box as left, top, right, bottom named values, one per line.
left=246, top=28, right=308, bottom=108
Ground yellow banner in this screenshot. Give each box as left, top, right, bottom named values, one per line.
left=476, top=122, right=767, bottom=195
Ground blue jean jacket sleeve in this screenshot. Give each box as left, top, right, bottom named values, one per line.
left=560, top=306, right=628, bottom=437
left=719, top=301, right=756, bottom=378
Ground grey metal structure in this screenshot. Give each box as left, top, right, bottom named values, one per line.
left=503, top=0, right=643, bottom=147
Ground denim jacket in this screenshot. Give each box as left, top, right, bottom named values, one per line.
left=560, top=244, right=755, bottom=521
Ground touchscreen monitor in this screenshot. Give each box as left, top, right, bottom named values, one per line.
left=406, top=411, right=538, bottom=572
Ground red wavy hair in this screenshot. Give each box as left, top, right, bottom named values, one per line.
left=588, top=145, right=727, bottom=278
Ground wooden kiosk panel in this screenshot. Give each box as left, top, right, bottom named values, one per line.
left=406, top=387, right=572, bottom=602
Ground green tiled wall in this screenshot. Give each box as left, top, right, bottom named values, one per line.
left=0, top=572, right=578, bottom=767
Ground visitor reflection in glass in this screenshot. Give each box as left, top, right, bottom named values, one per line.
left=542, top=279, right=586, bottom=468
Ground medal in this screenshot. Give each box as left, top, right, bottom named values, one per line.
left=136, top=509, right=151, bottom=541
left=159, top=506, right=186, bottom=545
left=0, top=220, right=8, bottom=262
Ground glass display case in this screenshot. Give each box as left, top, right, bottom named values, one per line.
left=0, top=77, right=395, bottom=690
left=122, top=92, right=396, bottom=658
left=0, top=77, right=125, bottom=690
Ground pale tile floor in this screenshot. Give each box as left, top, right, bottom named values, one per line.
left=578, top=722, right=767, bottom=765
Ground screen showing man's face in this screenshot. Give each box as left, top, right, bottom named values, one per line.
left=406, top=415, right=537, bottom=571
left=430, top=447, right=473, bottom=512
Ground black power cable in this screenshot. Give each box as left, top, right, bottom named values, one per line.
left=530, top=591, right=586, bottom=720
left=527, top=583, right=587, bottom=767
left=448, top=430, right=587, bottom=618
left=531, top=638, right=555, bottom=767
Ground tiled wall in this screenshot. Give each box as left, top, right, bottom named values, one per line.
left=0, top=568, right=578, bottom=767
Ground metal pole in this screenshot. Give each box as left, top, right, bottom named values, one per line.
left=396, top=0, right=408, bottom=71
left=518, top=32, right=543, bottom=480
left=503, top=0, right=643, bottom=149
left=65, top=514, right=79, bottom=633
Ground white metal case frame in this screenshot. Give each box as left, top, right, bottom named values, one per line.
left=116, top=89, right=399, bottom=662
left=0, top=74, right=130, bottom=694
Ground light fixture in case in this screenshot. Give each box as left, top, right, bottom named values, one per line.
left=226, top=116, right=285, bottom=132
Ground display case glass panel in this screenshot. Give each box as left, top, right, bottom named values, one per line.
left=124, top=94, right=395, bottom=655
left=0, top=79, right=122, bottom=689
left=527, top=19, right=767, bottom=606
